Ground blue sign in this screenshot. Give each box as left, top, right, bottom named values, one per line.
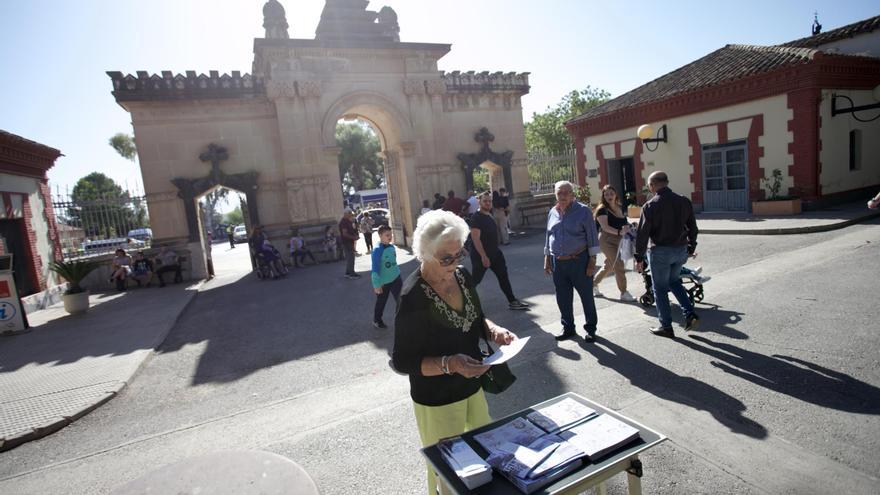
left=0, top=301, right=15, bottom=321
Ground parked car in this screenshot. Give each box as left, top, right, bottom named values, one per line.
left=233, top=225, right=248, bottom=243
left=82, top=238, right=145, bottom=255
left=358, top=208, right=390, bottom=230
left=127, top=228, right=153, bottom=242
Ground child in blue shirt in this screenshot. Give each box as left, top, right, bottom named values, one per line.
left=371, top=225, right=402, bottom=329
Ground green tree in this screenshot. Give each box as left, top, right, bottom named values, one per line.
left=109, top=133, right=137, bottom=161
left=336, top=122, right=385, bottom=193
left=70, top=172, right=147, bottom=238
left=524, top=86, right=611, bottom=154
left=224, top=205, right=244, bottom=226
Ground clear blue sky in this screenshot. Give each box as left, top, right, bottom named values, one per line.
left=1, top=1, right=877, bottom=192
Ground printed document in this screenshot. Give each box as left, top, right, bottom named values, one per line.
left=482, top=336, right=530, bottom=366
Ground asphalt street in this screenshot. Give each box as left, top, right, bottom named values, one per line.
left=1, top=221, right=879, bottom=494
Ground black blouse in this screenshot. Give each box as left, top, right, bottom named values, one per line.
left=392, top=267, right=486, bottom=406
left=596, top=205, right=628, bottom=231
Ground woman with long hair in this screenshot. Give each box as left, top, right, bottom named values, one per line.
left=593, top=185, right=635, bottom=301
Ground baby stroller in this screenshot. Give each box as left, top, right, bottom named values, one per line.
left=638, top=265, right=705, bottom=307
left=617, top=224, right=705, bottom=307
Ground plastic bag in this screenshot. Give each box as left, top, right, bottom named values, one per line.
left=619, top=233, right=635, bottom=262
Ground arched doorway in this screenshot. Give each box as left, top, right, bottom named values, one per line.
left=170, top=143, right=260, bottom=277
left=321, top=92, right=416, bottom=247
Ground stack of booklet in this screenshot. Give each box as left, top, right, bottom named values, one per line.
left=438, top=438, right=493, bottom=489
left=451, top=398, right=640, bottom=494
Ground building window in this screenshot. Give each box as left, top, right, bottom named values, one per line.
left=849, top=130, right=861, bottom=171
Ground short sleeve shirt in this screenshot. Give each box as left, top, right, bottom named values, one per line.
left=469, top=211, right=500, bottom=255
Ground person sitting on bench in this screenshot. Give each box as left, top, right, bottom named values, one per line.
left=154, top=247, right=182, bottom=287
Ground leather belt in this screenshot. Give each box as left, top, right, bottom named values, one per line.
left=555, top=247, right=587, bottom=261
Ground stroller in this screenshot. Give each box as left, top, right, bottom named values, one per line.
left=617, top=225, right=704, bottom=307
left=638, top=265, right=705, bottom=307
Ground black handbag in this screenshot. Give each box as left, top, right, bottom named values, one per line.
left=480, top=333, right=517, bottom=394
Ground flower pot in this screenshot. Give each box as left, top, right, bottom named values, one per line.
left=62, top=291, right=90, bottom=315
left=751, top=198, right=802, bottom=216
left=627, top=205, right=642, bottom=218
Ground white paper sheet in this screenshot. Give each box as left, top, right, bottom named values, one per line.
left=482, top=336, right=530, bottom=366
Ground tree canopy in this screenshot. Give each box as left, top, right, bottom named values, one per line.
left=109, top=133, right=137, bottom=161
left=336, top=121, right=385, bottom=193
left=524, top=86, right=610, bottom=154
left=70, top=172, right=147, bottom=238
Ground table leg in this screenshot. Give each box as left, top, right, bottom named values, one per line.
left=626, top=456, right=643, bottom=495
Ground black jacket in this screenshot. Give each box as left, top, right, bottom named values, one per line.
left=635, top=187, right=698, bottom=261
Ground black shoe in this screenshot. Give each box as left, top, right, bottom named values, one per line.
left=508, top=300, right=530, bottom=310
left=555, top=330, right=576, bottom=341
left=685, top=313, right=700, bottom=332
left=650, top=326, right=675, bottom=338
left=582, top=325, right=597, bottom=341
left=373, top=321, right=388, bottom=329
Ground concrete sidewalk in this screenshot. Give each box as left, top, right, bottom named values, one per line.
left=694, top=201, right=880, bottom=234
left=0, top=283, right=200, bottom=451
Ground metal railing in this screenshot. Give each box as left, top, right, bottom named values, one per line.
left=527, top=149, right=575, bottom=195
left=51, top=184, right=151, bottom=260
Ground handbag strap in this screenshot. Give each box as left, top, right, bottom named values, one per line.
left=481, top=320, right=496, bottom=355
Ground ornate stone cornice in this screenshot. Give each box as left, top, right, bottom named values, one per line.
left=107, top=70, right=265, bottom=102
left=286, top=175, right=330, bottom=189
left=266, top=81, right=297, bottom=99
left=443, top=71, right=530, bottom=95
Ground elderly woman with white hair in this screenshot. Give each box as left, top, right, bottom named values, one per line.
left=393, top=209, right=517, bottom=494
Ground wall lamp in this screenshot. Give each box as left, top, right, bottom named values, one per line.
left=831, top=84, right=880, bottom=123
left=637, top=124, right=667, bottom=152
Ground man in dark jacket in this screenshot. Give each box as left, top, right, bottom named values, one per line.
left=635, top=171, right=699, bottom=337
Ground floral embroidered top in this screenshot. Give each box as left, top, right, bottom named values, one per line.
left=392, top=267, right=487, bottom=406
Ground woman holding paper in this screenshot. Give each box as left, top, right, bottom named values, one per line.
left=392, top=209, right=517, bottom=494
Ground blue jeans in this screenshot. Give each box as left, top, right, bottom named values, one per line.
left=551, top=251, right=597, bottom=333
left=648, top=245, right=694, bottom=328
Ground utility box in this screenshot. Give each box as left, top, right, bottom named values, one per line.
left=0, top=254, right=28, bottom=335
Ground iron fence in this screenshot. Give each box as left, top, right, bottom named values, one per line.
left=51, top=185, right=151, bottom=260
left=527, top=148, right=575, bottom=195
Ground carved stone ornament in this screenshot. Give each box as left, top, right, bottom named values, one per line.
left=403, top=79, right=426, bottom=96
left=425, top=79, right=448, bottom=95
left=171, top=143, right=260, bottom=242
left=266, top=81, right=297, bottom=99
left=457, top=127, right=514, bottom=193
left=297, top=81, right=322, bottom=98
left=263, top=0, right=290, bottom=39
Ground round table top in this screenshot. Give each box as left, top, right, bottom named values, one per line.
left=111, top=450, right=320, bottom=495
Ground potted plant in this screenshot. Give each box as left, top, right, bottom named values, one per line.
left=575, top=184, right=592, bottom=206
left=752, top=168, right=802, bottom=215
left=49, top=260, right=100, bottom=315
left=627, top=187, right=652, bottom=218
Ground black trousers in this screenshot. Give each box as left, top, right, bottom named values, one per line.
left=374, top=275, right=403, bottom=323
left=470, top=249, right=516, bottom=302
left=228, top=234, right=235, bottom=248
left=156, top=264, right=182, bottom=284
left=363, top=231, right=373, bottom=252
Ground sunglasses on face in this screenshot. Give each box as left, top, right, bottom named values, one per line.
left=437, top=249, right=468, bottom=266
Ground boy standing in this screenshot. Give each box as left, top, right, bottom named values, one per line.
left=371, top=225, right=402, bottom=329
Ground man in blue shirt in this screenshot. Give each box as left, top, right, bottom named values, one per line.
left=543, top=181, right=601, bottom=341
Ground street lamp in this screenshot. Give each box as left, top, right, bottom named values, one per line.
left=830, top=84, right=880, bottom=122
left=637, top=124, right=668, bottom=152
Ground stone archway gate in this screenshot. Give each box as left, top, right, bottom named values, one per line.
left=107, top=0, right=531, bottom=279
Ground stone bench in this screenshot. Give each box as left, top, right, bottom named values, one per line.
left=290, top=224, right=341, bottom=264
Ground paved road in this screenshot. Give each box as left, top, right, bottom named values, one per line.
left=2, top=222, right=879, bottom=494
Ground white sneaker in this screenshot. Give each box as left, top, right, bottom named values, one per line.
left=620, top=291, right=636, bottom=302
left=697, top=275, right=711, bottom=284
left=693, top=266, right=703, bottom=276
left=593, top=286, right=603, bottom=297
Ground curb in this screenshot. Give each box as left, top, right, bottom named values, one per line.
left=700, top=210, right=880, bottom=235
left=0, top=281, right=204, bottom=452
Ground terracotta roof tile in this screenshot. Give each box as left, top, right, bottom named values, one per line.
left=782, top=15, right=880, bottom=48
left=568, top=44, right=818, bottom=123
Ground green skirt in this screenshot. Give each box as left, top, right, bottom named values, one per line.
left=413, top=389, right=491, bottom=495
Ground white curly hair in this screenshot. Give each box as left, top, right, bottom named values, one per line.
left=412, top=209, right=470, bottom=262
